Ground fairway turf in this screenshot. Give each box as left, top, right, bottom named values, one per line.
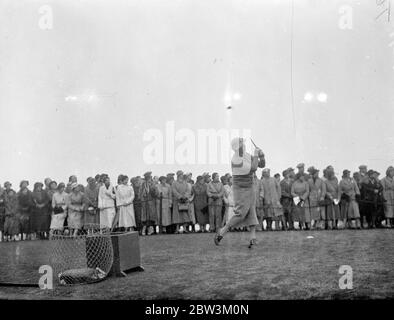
left=0, top=230, right=394, bottom=299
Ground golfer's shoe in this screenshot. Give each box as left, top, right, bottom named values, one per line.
left=248, top=239, right=257, bottom=249
left=214, top=233, right=223, bottom=246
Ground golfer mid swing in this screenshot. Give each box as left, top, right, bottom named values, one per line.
left=214, top=137, right=265, bottom=247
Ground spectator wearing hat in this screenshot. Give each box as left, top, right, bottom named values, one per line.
left=286, top=168, right=295, bottom=180
left=291, top=172, right=310, bottom=230
left=0, top=185, right=6, bottom=241
left=3, top=189, right=20, bottom=241
left=138, top=172, right=158, bottom=235
left=358, top=165, right=369, bottom=183
left=296, top=163, right=304, bottom=174
left=171, top=171, right=192, bottom=233
left=155, top=176, right=172, bottom=233
left=94, top=174, right=101, bottom=184
left=43, top=178, right=56, bottom=224
left=117, top=174, right=124, bottom=186
left=44, top=177, right=52, bottom=193
left=357, top=165, right=368, bottom=224
left=207, top=173, right=225, bottom=233
left=50, top=183, right=68, bottom=235
left=222, top=176, right=235, bottom=229
left=260, top=168, right=284, bottom=231
left=184, top=174, right=197, bottom=232
left=153, top=176, right=160, bottom=186
left=297, top=163, right=310, bottom=180
left=83, top=177, right=100, bottom=227
left=115, top=175, right=136, bottom=232
left=192, top=175, right=209, bottom=232
left=324, top=166, right=341, bottom=229
left=166, top=173, right=175, bottom=186
left=353, top=172, right=361, bottom=189
left=373, top=171, right=385, bottom=227
left=381, top=166, right=394, bottom=228
left=280, top=169, right=294, bottom=230
left=373, top=171, right=381, bottom=183
left=66, top=183, right=85, bottom=236
left=3, top=182, right=15, bottom=197
left=17, top=180, right=33, bottom=240
left=65, top=175, right=78, bottom=194
left=307, top=167, right=326, bottom=230
left=98, top=176, right=117, bottom=230
left=185, top=173, right=194, bottom=185
left=31, top=182, right=51, bottom=239
left=131, top=176, right=143, bottom=233
left=46, top=181, right=58, bottom=201
left=339, top=170, right=361, bottom=229
left=361, top=170, right=383, bottom=228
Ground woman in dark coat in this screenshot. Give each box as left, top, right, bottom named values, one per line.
left=291, top=173, right=310, bottom=230
left=3, top=189, right=20, bottom=241
left=131, top=177, right=143, bottom=233
left=17, top=180, right=34, bottom=240
left=84, top=177, right=100, bottom=228
left=193, top=176, right=209, bottom=232
left=139, top=172, right=158, bottom=235
left=31, top=182, right=51, bottom=239
left=0, top=187, right=5, bottom=241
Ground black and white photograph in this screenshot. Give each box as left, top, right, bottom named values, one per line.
left=0, top=0, right=394, bottom=307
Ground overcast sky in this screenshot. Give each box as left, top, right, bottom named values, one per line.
left=0, top=0, right=393, bottom=185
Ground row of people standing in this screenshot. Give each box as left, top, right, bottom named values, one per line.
left=1, top=163, right=393, bottom=241
left=132, top=170, right=237, bottom=235
left=120, top=164, right=394, bottom=234
left=270, top=164, right=393, bottom=230
left=0, top=180, right=54, bottom=241
left=0, top=174, right=137, bottom=241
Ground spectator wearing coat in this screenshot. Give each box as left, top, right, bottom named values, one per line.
left=381, top=166, right=394, bottom=228
left=307, top=167, right=326, bottom=230
left=339, top=170, right=361, bottom=229
left=260, top=168, right=284, bottom=231
left=207, top=173, right=224, bottom=233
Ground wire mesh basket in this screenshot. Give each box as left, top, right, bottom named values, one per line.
left=49, top=224, right=114, bottom=286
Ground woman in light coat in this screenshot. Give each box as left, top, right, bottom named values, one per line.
left=223, top=176, right=234, bottom=226
left=261, top=168, right=284, bottom=231
left=66, top=183, right=85, bottom=236
left=155, top=176, right=173, bottom=233
left=50, top=183, right=68, bottom=235
left=116, top=175, right=136, bottom=231
left=98, top=176, right=116, bottom=229
left=381, top=166, right=394, bottom=228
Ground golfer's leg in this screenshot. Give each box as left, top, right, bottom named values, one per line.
left=219, top=212, right=247, bottom=236
left=219, top=187, right=254, bottom=237
left=249, top=225, right=256, bottom=241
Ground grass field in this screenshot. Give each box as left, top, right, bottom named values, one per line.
left=1, top=229, right=394, bottom=299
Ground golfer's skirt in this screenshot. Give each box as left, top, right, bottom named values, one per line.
left=231, top=185, right=259, bottom=228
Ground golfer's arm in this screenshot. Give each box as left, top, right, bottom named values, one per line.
left=250, top=155, right=259, bottom=172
